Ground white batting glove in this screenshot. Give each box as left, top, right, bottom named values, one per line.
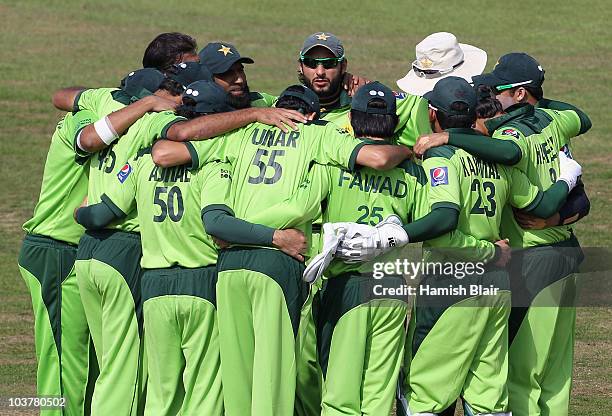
left=557, top=151, right=582, bottom=191
left=303, top=223, right=344, bottom=284
left=336, top=215, right=409, bottom=263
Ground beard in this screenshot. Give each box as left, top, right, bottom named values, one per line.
left=298, top=71, right=342, bottom=102
left=226, top=83, right=251, bottom=109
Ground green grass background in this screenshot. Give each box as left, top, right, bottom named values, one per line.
left=0, top=0, right=610, bottom=414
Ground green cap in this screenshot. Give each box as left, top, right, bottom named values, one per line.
left=183, top=80, right=234, bottom=114
left=472, top=52, right=545, bottom=91
left=120, top=68, right=165, bottom=100
left=424, top=76, right=477, bottom=116
left=198, top=42, right=254, bottom=75
left=300, top=32, right=344, bottom=58
left=278, top=84, right=320, bottom=116
left=351, top=81, right=396, bottom=115
left=168, top=62, right=212, bottom=88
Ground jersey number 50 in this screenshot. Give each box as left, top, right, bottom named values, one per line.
left=153, top=186, right=184, bottom=222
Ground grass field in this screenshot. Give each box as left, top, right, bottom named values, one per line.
left=1, top=0, right=611, bottom=414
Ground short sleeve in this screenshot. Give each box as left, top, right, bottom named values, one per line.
left=185, top=134, right=233, bottom=170
left=199, top=161, right=234, bottom=214
left=102, top=156, right=139, bottom=216
left=393, top=94, right=432, bottom=148
left=422, top=154, right=461, bottom=211
left=313, top=123, right=365, bottom=170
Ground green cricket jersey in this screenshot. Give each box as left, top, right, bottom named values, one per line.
left=486, top=104, right=584, bottom=248
left=276, top=151, right=429, bottom=277
left=422, top=129, right=543, bottom=262
left=88, top=111, right=184, bottom=233
left=250, top=91, right=277, bottom=107
left=186, top=120, right=365, bottom=239
left=23, top=110, right=96, bottom=245
left=73, top=87, right=132, bottom=118
left=102, top=149, right=231, bottom=269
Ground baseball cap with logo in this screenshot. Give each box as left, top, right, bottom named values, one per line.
left=198, top=42, right=254, bottom=75
left=278, top=84, right=320, bottom=116
left=351, top=81, right=396, bottom=115
left=120, top=68, right=166, bottom=100
left=182, top=80, right=234, bottom=114
left=300, top=32, right=345, bottom=58
left=168, top=62, right=212, bottom=88
left=396, top=32, right=487, bottom=97
left=472, top=52, right=545, bottom=91
left=424, top=76, right=477, bottom=116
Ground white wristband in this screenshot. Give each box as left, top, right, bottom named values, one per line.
left=94, top=116, right=118, bottom=145
left=76, top=130, right=87, bottom=152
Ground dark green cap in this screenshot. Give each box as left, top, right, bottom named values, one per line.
left=120, top=68, right=165, bottom=100
left=300, top=32, right=344, bottom=58
left=351, top=81, right=396, bottom=115
left=198, top=42, right=254, bottom=75
left=277, top=84, right=320, bottom=116
left=168, top=62, right=212, bottom=88
left=472, top=52, right=545, bottom=91
left=424, top=76, right=477, bottom=116
left=183, top=80, right=234, bottom=114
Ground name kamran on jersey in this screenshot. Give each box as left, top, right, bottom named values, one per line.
left=459, top=155, right=501, bottom=180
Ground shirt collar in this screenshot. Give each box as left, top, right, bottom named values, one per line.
left=485, top=103, right=534, bottom=133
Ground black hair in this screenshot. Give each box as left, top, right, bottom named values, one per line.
left=476, top=85, right=503, bottom=119
left=158, top=78, right=185, bottom=96
left=436, top=102, right=476, bottom=129
left=276, top=86, right=318, bottom=115
left=175, top=99, right=200, bottom=119
left=142, top=32, right=197, bottom=71
left=350, top=99, right=398, bottom=139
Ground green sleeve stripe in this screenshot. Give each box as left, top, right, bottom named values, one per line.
left=100, top=193, right=127, bottom=218
left=576, top=111, right=592, bottom=135
left=424, top=145, right=456, bottom=160
left=431, top=201, right=460, bottom=212
left=398, top=160, right=427, bottom=185
left=201, top=204, right=234, bottom=217
left=522, top=190, right=544, bottom=212
left=348, top=141, right=367, bottom=171
left=72, top=89, right=88, bottom=113
left=160, top=118, right=185, bottom=139
left=185, top=142, right=199, bottom=170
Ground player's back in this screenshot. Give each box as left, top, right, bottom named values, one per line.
left=23, top=110, right=96, bottom=245
left=88, top=110, right=183, bottom=233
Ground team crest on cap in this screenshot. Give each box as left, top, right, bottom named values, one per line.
left=117, top=163, right=132, bottom=183
left=316, top=33, right=330, bottom=41
left=218, top=45, right=233, bottom=56
left=419, top=57, right=434, bottom=68
left=430, top=167, right=449, bottom=186
left=501, top=128, right=520, bottom=139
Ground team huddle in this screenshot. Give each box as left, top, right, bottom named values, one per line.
left=19, top=30, right=591, bottom=416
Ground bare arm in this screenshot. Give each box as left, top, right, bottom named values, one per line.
left=151, top=140, right=192, bottom=167
left=355, top=144, right=412, bottom=170
left=52, top=87, right=86, bottom=111
left=166, top=107, right=307, bottom=142
left=78, top=95, right=178, bottom=153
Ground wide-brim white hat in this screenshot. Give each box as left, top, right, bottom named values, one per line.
left=396, top=32, right=487, bottom=97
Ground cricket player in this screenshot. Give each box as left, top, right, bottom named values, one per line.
left=18, top=108, right=97, bottom=416
left=151, top=84, right=412, bottom=415
left=73, top=69, right=185, bottom=416
left=388, top=77, right=582, bottom=416
left=297, top=32, right=431, bottom=147
left=142, top=32, right=200, bottom=72
left=73, top=80, right=307, bottom=415
left=414, top=54, right=592, bottom=415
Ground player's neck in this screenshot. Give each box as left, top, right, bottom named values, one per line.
left=318, top=88, right=342, bottom=109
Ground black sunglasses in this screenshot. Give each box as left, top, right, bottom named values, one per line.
left=300, top=55, right=345, bottom=69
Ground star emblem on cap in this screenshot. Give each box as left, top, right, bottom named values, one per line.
left=419, top=57, right=434, bottom=68
left=316, top=33, right=330, bottom=41
left=218, top=45, right=233, bottom=56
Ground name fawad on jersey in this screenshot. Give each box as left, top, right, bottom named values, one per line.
left=338, top=169, right=408, bottom=197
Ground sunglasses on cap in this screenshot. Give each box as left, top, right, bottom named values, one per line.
left=412, top=60, right=464, bottom=79
left=300, top=55, right=345, bottom=69
left=494, top=80, right=533, bottom=92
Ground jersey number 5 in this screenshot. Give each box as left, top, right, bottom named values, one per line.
left=153, top=186, right=184, bottom=222
left=470, top=179, right=496, bottom=217
left=248, top=149, right=284, bottom=185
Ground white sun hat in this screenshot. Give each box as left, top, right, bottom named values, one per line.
left=396, top=32, right=487, bottom=97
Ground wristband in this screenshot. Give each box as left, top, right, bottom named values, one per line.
left=94, top=116, right=119, bottom=145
